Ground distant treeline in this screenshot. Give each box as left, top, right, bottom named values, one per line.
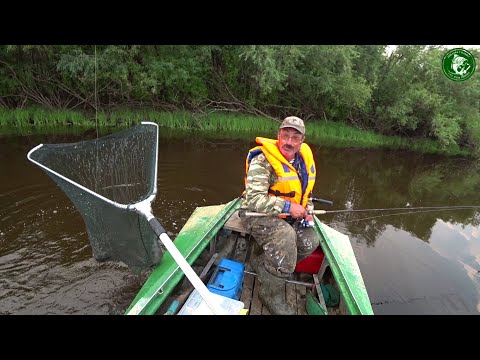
left=1, top=45, right=479, bottom=154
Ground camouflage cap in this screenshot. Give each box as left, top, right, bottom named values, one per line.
left=279, top=116, right=305, bottom=135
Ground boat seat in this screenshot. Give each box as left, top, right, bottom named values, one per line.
left=223, top=210, right=250, bottom=236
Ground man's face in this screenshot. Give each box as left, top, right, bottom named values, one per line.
left=277, top=128, right=304, bottom=161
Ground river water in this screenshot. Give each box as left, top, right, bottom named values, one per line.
left=1, top=129, right=479, bottom=315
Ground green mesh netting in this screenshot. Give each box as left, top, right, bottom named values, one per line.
left=27, top=122, right=163, bottom=273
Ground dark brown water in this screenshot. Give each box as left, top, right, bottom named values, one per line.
left=1, top=130, right=480, bottom=314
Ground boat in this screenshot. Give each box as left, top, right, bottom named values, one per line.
left=26, top=121, right=372, bottom=315
left=125, top=197, right=374, bottom=315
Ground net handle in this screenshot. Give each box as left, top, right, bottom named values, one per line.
left=128, top=200, right=226, bottom=315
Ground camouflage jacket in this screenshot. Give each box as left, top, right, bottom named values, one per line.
left=241, top=152, right=313, bottom=215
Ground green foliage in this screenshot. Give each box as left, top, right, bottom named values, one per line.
left=285, top=46, right=373, bottom=121
left=381, top=85, right=442, bottom=133
left=1, top=44, right=479, bottom=156
left=239, top=45, right=304, bottom=97
left=143, top=46, right=210, bottom=103
left=352, top=45, right=387, bottom=86
left=431, top=113, right=462, bottom=147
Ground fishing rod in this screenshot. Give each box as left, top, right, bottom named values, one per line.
left=317, top=205, right=480, bottom=214
left=337, top=207, right=478, bottom=224
left=238, top=196, right=480, bottom=218
left=310, top=197, right=480, bottom=214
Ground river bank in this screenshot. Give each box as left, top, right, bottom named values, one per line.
left=0, top=108, right=471, bottom=157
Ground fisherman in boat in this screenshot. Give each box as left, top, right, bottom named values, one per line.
left=240, top=116, right=319, bottom=315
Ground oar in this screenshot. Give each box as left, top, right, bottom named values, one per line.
left=130, top=200, right=226, bottom=315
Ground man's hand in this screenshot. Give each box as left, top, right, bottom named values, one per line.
left=305, top=214, right=314, bottom=222
left=289, top=203, right=307, bottom=219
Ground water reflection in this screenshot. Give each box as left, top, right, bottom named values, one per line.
left=315, top=147, right=480, bottom=246
left=353, top=222, right=478, bottom=314
left=311, top=147, right=480, bottom=314
left=0, top=130, right=479, bottom=314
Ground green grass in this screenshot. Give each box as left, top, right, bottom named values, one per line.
left=0, top=107, right=90, bottom=127
left=0, top=107, right=473, bottom=157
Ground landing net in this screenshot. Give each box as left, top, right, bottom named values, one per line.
left=27, top=122, right=163, bottom=272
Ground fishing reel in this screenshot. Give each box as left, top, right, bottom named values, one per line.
left=299, top=218, right=315, bottom=228
left=299, top=196, right=334, bottom=228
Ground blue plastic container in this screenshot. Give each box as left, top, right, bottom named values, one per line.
left=207, top=258, right=245, bottom=300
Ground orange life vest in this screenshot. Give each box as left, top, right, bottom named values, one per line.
left=245, top=137, right=316, bottom=207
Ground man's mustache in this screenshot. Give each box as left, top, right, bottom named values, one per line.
left=282, top=145, right=294, bottom=151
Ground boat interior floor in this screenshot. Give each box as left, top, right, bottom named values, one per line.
left=157, top=211, right=342, bottom=315
left=200, top=227, right=340, bottom=315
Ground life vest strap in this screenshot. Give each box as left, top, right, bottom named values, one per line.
left=268, top=189, right=295, bottom=198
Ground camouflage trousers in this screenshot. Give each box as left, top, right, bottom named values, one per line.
left=241, top=216, right=320, bottom=278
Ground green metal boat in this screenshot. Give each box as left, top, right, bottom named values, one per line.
left=125, top=197, right=374, bottom=315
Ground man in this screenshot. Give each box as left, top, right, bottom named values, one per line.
left=240, top=116, right=320, bottom=315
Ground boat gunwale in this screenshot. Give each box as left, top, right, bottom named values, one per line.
left=125, top=198, right=373, bottom=315
left=125, top=198, right=242, bottom=315
left=314, top=218, right=373, bottom=315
